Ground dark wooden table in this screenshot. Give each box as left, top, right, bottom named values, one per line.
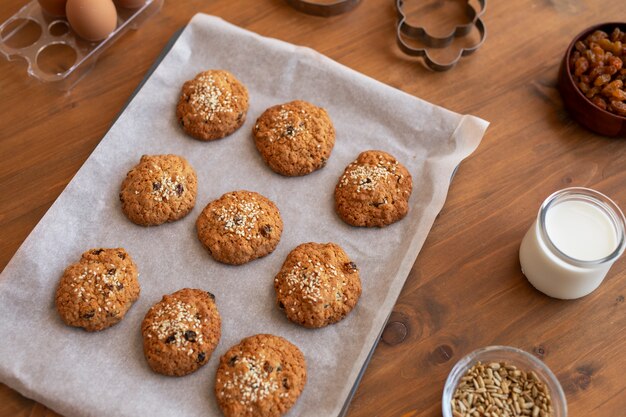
left=1, top=0, right=625, bottom=416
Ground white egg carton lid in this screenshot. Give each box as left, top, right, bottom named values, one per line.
left=0, top=0, right=163, bottom=90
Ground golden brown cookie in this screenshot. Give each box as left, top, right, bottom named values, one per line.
left=176, top=70, right=249, bottom=141
left=119, top=154, right=198, bottom=226
left=274, top=242, right=361, bottom=328
left=55, top=248, right=140, bottom=332
left=252, top=100, right=335, bottom=176
left=334, top=150, right=413, bottom=227
left=215, top=334, right=307, bottom=417
left=141, top=288, right=221, bottom=377
left=196, top=191, right=283, bottom=265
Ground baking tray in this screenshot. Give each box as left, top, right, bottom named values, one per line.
left=0, top=15, right=488, bottom=417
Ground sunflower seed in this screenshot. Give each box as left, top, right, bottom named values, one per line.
left=451, top=361, right=555, bottom=417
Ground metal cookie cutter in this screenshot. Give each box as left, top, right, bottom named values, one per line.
left=396, top=0, right=487, bottom=71
left=285, top=0, right=361, bottom=17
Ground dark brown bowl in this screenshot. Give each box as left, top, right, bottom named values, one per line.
left=558, top=22, right=626, bottom=137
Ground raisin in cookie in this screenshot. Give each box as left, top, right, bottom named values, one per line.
left=55, top=248, right=140, bottom=332
left=177, top=70, right=249, bottom=141
left=196, top=191, right=283, bottom=265
left=120, top=154, right=197, bottom=226
left=215, top=334, right=307, bottom=417
left=141, top=288, right=221, bottom=377
left=253, top=100, right=335, bottom=176
left=274, top=242, right=361, bottom=328
left=335, top=150, right=412, bottom=227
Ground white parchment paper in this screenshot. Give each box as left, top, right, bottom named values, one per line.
left=0, top=14, right=488, bottom=417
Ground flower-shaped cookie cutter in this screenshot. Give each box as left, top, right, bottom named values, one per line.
left=285, top=0, right=361, bottom=17
left=396, top=0, right=487, bottom=71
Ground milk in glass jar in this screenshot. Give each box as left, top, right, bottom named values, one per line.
left=519, top=188, right=626, bottom=299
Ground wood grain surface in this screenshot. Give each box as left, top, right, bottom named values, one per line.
left=1, top=0, right=625, bottom=416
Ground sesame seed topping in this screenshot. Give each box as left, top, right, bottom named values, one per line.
left=188, top=75, right=234, bottom=121
left=266, top=107, right=309, bottom=142
left=150, top=174, right=186, bottom=202
left=221, top=355, right=278, bottom=405
left=214, top=195, right=264, bottom=239
left=339, top=158, right=399, bottom=193
left=71, top=265, right=123, bottom=304
left=283, top=259, right=343, bottom=304
left=149, top=300, right=204, bottom=348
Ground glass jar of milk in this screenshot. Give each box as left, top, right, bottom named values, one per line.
left=519, top=187, right=626, bottom=299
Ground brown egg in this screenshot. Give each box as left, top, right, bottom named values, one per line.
left=38, top=0, right=67, bottom=16
left=114, top=0, right=146, bottom=8
left=66, top=0, right=118, bottom=42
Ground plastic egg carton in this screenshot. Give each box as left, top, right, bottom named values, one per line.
left=0, top=0, right=163, bottom=90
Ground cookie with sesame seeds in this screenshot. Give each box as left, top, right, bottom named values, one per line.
left=120, top=154, right=198, bottom=226
left=335, top=150, right=413, bottom=227
left=274, top=242, right=361, bottom=328
left=141, top=288, right=221, bottom=377
left=55, top=248, right=140, bottom=332
left=252, top=100, right=335, bottom=176
left=177, top=70, right=249, bottom=141
left=215, top=334, right=307, bottom=417
left=196, top=190, right=283, bottom=265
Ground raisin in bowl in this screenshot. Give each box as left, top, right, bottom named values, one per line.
left=558, top=22, right=626, bottom=137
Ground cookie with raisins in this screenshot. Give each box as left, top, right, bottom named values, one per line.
left=196, top=191, right=283, bottom=265
left=141, top=288, right=221, bottom=376
left=253, top=100, right=335, bottom=176
left=120, top=154, right=197, bottom=226
left=215, top=334, right=307, bottom=417
left=274, top=242, right=361, bottom=328
left=335, top=150, right=412, bottom=227
left=55, top=248, right=140, bottom=332
left=177, top=70, right=249, bottom=141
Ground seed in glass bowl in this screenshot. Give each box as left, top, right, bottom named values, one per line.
left=451, top=361, right=554, bottom=417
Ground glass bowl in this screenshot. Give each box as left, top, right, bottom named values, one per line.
left=442, top=346, right=567, bottom=417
